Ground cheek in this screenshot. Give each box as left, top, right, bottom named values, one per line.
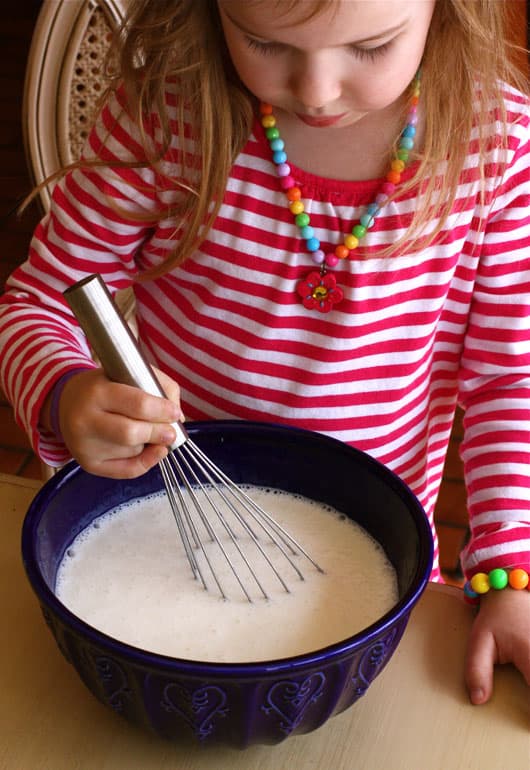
left=228, top=54, right=283, bottom=101
left=221, top=28, right=253, bottom=86
left=342, top=81, right=401, bottom=113
left=221, top=25, right=287, bottom=101
left=348, top=57, right=422, bottom=111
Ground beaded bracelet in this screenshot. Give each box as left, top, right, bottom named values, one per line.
left=463, top=568, right=530, bottom=606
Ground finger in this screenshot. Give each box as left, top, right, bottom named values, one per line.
left=104, top=383, right=182, bottom=423
left=91, top=411, right=177, bottom=450
left=465, top=628, right=497, bottom=704
left=511, top=646, right=530, bottom=687
left=140, top=420, right=177, bottom=448
left=154, top=369, right=185, bottom=420
left=85, top=445, right=170, bottom=480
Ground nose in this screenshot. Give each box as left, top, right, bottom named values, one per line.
left=288, top=53, right=342, bottom=111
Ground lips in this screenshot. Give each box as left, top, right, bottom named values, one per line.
left=295, top=112, right=347, bottom=127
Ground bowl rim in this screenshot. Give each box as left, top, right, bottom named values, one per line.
left=21, top=420, right=433, bottom=677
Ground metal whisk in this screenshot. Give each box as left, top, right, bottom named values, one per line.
left=64, top=274, right=323, bottom=601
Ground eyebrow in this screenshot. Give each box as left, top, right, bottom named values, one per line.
left=221, top=7, right=407, bottom=47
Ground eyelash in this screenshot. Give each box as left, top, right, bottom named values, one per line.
left=245, top=37, right=392, bottom=61
left=245, top=38, right=284, bottom=56
left=350, top=42, right=392, bottom=61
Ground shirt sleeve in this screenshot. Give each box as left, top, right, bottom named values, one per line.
left=458, top=114, right=530, bottom=577
left=0, top=86, right=180, bottom=467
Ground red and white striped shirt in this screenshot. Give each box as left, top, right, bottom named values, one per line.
left=2, top=84, right=530, bottom=582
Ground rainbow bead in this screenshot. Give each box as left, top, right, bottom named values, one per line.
left=261, top=115, right=276, bottom=129
left=488, top=568, right=508, bottom=590
left=509, top=568, right=530, bottom=590
left=470, top=572, right=490, bottom=594
left=295, top=213, right=310, bottom=228
left=463, top=581, right=480, bottom=606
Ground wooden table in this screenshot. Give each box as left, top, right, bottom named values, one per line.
left=1, top=472, right=528, bottom=770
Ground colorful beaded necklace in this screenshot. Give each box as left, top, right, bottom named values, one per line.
left=259, top=72, right=421, bottom=314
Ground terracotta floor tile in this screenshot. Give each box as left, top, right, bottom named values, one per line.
left=18, top=452, right=44, bottom=481
left=437, top=522, right=468, bottom=573
left=0, top=446, right=30, bottom=475
left=435, top=479, right=468, bottom=528
left=442, top=442, right=465, bottom=479
left=442, top=572, right=465, bottom=588
left=0, top=403, right=33, bottom=450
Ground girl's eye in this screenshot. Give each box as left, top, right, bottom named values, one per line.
left=350, top=41, right=392, bottom=61
left=244, top=36, right=393, bottom=60
left=245, top=37, right=285, bottom=56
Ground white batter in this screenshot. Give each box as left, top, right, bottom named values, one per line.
left=56, top=487, right=398, bottom=662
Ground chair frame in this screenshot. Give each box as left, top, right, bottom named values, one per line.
left=22, top=0, right=127, bottom=211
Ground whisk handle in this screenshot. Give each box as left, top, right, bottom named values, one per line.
left=64, top=273, right=187, bottom=449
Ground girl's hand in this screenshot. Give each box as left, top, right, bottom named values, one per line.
left=54, top=367, right=184, bottom=479
left=464, top=586, right=530, bottom=704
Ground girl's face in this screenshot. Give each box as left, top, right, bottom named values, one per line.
left=218, top=0, right=435, bottom=128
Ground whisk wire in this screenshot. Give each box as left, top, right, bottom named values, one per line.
left=185, top=440, right=325, bottom=575
left=166, top=450, right=259, bottom=601
left=159, top=457, right=209, bottom=591
left=168, top=446, right=294, bottom=600
left=178, top=441, right=304, bottom=586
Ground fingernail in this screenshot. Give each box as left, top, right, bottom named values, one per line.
left=169, top=405, right=180, bottom=420
left=471, top=687, right=484, bottom=704
left=161, top=430, right=175, bottom=446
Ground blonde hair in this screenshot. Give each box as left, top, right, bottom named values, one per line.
left=37, top=0, right=530, bottom=278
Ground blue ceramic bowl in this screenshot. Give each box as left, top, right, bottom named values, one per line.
left=22, top=420, right=433, bottom=748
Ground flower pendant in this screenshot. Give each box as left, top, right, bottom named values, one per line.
left=296, top=270, right=344, bottom=313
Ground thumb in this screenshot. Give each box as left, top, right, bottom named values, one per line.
left=153, top=368, right=184, bottom=420
left=464, top=626, right=497, bottom=705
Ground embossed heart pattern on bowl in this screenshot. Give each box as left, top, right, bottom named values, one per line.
left=21, top=420, right=433, bottom=748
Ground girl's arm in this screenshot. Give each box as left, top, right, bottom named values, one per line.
left=457, top=100, right=530, bottom=701
left=0, top=86, right=182, bottom=469
left=458, top=118, right=530, bottom=580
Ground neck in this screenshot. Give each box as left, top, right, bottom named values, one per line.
left=272, top=99, right=418, bottom=182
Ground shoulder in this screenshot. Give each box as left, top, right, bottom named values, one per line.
left=480, top=81, right=529, bottom=148
left=82, top=79, right=200, bottom=176
left=498, top=84, right=529, bottom=177
left=82, top=83, right=148, bottom=163
left=498, top=81, right=530, bottom=132
left=467, top=81, right=529, bottom=185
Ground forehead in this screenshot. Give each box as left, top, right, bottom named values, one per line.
left=219, top=0, right=332, bottom=23
left=218, top=1, right=415, bottom=41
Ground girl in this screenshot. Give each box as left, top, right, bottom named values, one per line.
left=1, top=0, right=529, bottom=705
